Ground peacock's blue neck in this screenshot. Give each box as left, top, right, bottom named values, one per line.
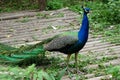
left=78, top=12, right=89, bottom=43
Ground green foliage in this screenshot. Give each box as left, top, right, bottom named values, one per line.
left=107, top=0, right=120, bottom=24
left=106, top=65, right=120, bottom=79
left=68, top=0, right=120, bottom=25
left=0, top=0, right=38, bottom=13
left=91, top=0, right=120, bottom=24
left=101, top=0, right=109, bottom=3
left=46, top=0, right=64, bottom=10
left=0, top=64, right=66, bottom=80
left=63, top=0, right=81, bottom=6
left=56, top=68, right=67, bottom=80
left=87, top=1, right=120, bottom=44
left=69, top=5, right=82, bottom=14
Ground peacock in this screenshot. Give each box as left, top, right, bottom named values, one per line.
left=0, top=7, right=90, bottom=68
left=43, top=7, right=90, bottom=68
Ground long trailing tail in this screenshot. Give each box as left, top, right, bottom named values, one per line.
left=0, top=42, right=45, bottom=64
left=0, top=35, right=57, bottom=65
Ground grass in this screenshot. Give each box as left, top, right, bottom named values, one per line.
left=0, top=56, right=65, bottom=80
left=0, top=64, right=63, bottom=80
left=106, top=65, right=120, bottom=79
left=0, top=50, right=119, bottom=79
left=90, top=22, right=120, bottom=45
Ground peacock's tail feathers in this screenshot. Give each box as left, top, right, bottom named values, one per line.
left=0, top=43, right=17, bottom=53
left=0, top=42, right=46, bottom=64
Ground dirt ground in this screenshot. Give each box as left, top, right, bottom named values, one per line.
left=0, top=8, right=120, bottom=80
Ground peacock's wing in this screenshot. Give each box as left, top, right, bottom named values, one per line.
left=44, top=35, right=78, bottom=51
left=38, top=31, right=78, bottom=46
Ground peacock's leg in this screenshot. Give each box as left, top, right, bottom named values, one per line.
left=66, top=54, right=72, bottom=67
left=66, top=54, right=72, bottom=74
left=75, top=52, right=79, bottom=73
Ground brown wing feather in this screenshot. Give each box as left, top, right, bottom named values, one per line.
left=44, top=36, right=78, bottom=51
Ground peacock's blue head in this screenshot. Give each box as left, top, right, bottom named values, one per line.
left=82, top=6, right=90, bottom=14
